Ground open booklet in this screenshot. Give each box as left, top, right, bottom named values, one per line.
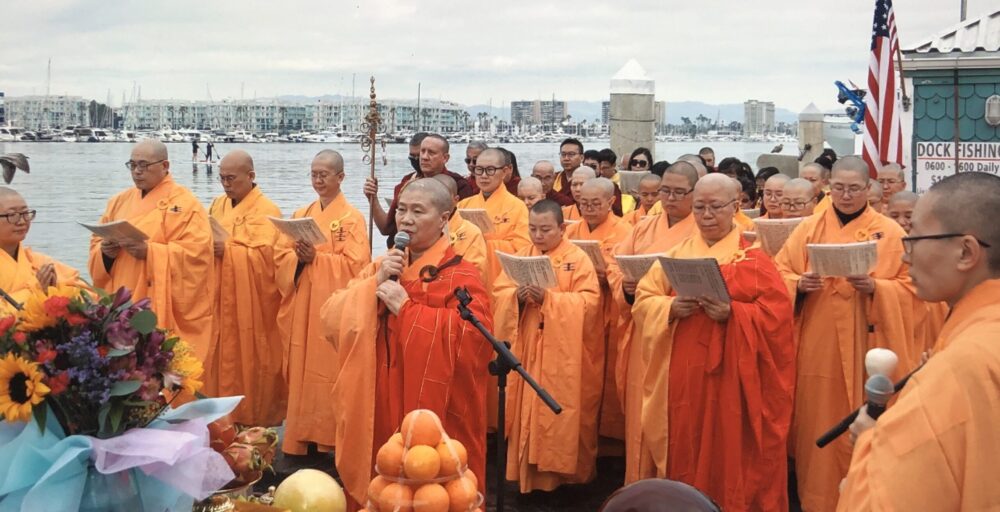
left=807, top=240, right=878, bottom=277
left=741, top=208, right=762, bottom=219
left=658, top=256, right=732, bottom=303
left=267, top=216, right=326, bottom=245
left=569, top=240, right=606, bottom=271
left=752, top=217, right=804, bottom=256
left=457, top=209, right=495, bottom=234
left=614, top=254, right=663, bottom=283
left=209, top=217, right=230, bottom=242
left=495, top=251, right=558, bottom=288
left=617, top=170, right=648, bottom=195
left=78, top=220, right=149, bottom=243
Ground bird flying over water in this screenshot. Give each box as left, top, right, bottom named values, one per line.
left=0, top=153, right=30, bottom=184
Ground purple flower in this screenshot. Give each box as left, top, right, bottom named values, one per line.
left=62, top=331, right=118, bottom=405
left=110, top=287, right=132, bottom=310
left=105, top=319, right=138, bottom=352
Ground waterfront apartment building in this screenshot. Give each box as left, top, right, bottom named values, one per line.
left=4, top=95, right=91, bottom=130
left=511, top=100, right=568, bottom=128
left=0, top=92, right=5, bottom=125
left=743, top=99, right=775, bottom=135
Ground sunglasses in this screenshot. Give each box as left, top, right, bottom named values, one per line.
left=464, top=158, right=477, bottom=165
left=630, top=159, right=648, bottom=167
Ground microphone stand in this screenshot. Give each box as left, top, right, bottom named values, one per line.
left=454, top=286, right=561, bottom=512
left=0, top=287, right=22, bottom=311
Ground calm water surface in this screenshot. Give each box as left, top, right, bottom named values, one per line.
left=0, top=140, right=793, bottom=272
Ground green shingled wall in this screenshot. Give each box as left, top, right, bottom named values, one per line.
left=911, top=68, right=1000, bottom=143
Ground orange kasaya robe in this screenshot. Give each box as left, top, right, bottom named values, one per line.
left=814, top=193, right=833, bottom=214
left=624, top=202, right=657, bottom=225
left=457, top=186, right=530, bottom=430
left=734, top=209, right=756, bottom=232
left=493, top=239, right=601, bottom=492
left=633, top=228, right=796, bottom=511
left=447, top=214, right=489, bottom=285
left=203, top=186, right=286, bottom=426
left=606, top=212, right=697, bottom=484
left=87, top=175, right=214, bottom=360
left=773, top=205, right=922, bottom=512
left=324, top=236, right=493, bottom=510
left=565, top=215, right=633, bottom=441
left=919, top=301, right=949, bottom=352
left=837, top=279, right=1000, bottom=511
left=562, top=204, right=583, bottom=222
left=276, top=193, right=370, bottom=454
left=0, top=245, right=84, bottom=306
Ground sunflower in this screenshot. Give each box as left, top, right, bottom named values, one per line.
left=0, top=353, right=50, bottom=423
left=18, top=285, right=80, bottom=332
left=165, top=339, right=204, bottom=395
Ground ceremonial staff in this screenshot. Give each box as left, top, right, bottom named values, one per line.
left=359, top=76, right=387, bottom=247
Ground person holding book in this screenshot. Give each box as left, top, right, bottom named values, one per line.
left=87, top=139, right=214, bottom=360
left=780, top=178, right=818, bottom=218
left=760, top=173, right=790, bottom=219
left=203, top=149, right=286, bottom=427
left=633, top=173, right=795, bottom=511
left=276, top=149, right=371, bottom=457
left=562, top=166, right=597, bottom=222
left=0, top=187, right=84, bottom=308
left=624, top=172, right=662, bottom=225
left=493, top=199, right=601, bottom=492
left=606, top=161, right=700, bottom=483
left=430, top=173, right=489, bottom=284
left=774, top=156, right=921, bottom=512
left=565, top=178, right=633, bottom=444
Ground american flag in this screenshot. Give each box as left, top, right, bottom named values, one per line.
left=862, top=0, right=903, bottom=177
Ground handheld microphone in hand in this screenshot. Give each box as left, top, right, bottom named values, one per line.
left=816, top=374, right=894, bottom=447
left=390, top=231, right=411, bottom=281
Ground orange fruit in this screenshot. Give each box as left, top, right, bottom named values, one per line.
left=444, top=475, right=477, bottom=512
left=403, top=444, right=441, bottom=481
left=400, top=409, right=442, bottom=447
left=378, top=482, right=414, bottom=512
left=368, top=476, right=390, bottom=503
left=376, top=440, right=405, bottom=477
left=412, top=483, right=449, bottom=512
left=390, top=432, right=404, bottom=446
left=435, top=439, right=468, bottom=478
left=461, top=470, right=478, bottom=490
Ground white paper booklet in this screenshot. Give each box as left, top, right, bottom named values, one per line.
left=78, top=220, right=149, bottom=243
left=496, top=252, right=558, bottom=288
left=741, top=208, right=762, bottom=219
left=752, top=217, right=804, bottom=256
left=569, top=239, right=606, bottom=271
left=267, top=216, right=326, bottom=245
left=614, top=254, right=663, bottom=283
left=457, top=209, right=495, bottom=234
left=806, top=240, right=878, bottom=277
left=658, top=256, right=732, bottom=303
left=617, top=170, right=648, bottom=195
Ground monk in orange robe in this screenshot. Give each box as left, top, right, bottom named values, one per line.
left=634, top=174, right=795, bottom=511
left=88, top=140, right=214, bottom=360
left=801, top=162, right=833, bottom=214
left=624, top=173, right=661, bottom=225
left=431, top=173, right=488, bottom=283
left=774, top=156, right=922, bottom=512
left=277, top=150, right=370, bottom=455
left=456, top=148, right=530, bottom=281
left=560, top=166, right=596, bottom=223
left=565, top=178, right=633, bottom=443
left=0, top=187, right=84, bottom=309
left=492, top=200, right=601, bottom=492
left=838, top=171, right=1000, bottom=510
left=760, top=173, right=790, bottom=219
left=781, top=178, right=818, bottom=219
left=324, top=179, right=492, bottom=510
left=606, top=161, right=700, bottom=483
left=516, top=176, right=546, bottom=210
left=203, top=150, right=286, bottom=426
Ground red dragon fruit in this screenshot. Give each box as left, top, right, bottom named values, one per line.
left=207, top=415, right=237, bottom=454
left=234, top=426, right=279, bottom=466
left=222, top=442, right=264, bottom=484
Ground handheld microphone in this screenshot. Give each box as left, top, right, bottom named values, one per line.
left=390, top=231, right=411, bottom=281
left=816, top=374, right=894, bottom=447
left=454, top=287, right=473, bottom=307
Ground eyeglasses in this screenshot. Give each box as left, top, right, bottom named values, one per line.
left=559, top=151, right=580, bottom=158
left=472, top=166, right=503, bottom=176
left=780, top=200, right=813, bottom=210
left=579, top=201, right=606, bottom=210
left=0, top=210, right=36, bottom=224
left=630, top=159, right=649, bottom=168
left=125, top=159, right=166, bottom=172
left=218, top=175, right=239, bottom=184
left=877, top=178, right=902, bottom=186
left=659, top=187, right=693, bottom=199
left=692, top=199, right=737, bottom=216
left=464, top=157, right=477, bottom=165
left=311, top=171, right=340, bottom=180
left=763, top=191, right=783, bottom=199
left=830, top=183, right=868, bottom=196
left=902, top=233, right=991, bottom=254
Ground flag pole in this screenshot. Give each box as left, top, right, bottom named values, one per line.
left=896, top=43, right=911, bottom=111
left=360, top=76, right=384, bottom=248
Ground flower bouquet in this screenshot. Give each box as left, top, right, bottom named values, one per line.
left=0, top=285, right=238, bottom=511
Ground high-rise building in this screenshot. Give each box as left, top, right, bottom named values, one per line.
left=602, top=101, right=610, bottom=125
left=510, top=100, right=567, bottom=127
left=0, top=92, right=5, bottom=125
left=743, top=99, right=775, bottom=135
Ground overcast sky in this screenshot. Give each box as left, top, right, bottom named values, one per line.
left=0, top=0, right=990, bottom=112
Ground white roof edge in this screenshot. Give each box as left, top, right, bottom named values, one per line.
left=903, top=9, right=1000, bottom=54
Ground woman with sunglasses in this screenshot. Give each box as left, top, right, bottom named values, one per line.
left=628, top=147, right=653, bottom=171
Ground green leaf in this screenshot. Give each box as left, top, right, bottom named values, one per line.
left=107, top=348, right=133, bottom=357
left=109, top=402, right=124, bottom=434
left=98, top=402, right=111, bottom=432
left=162, top=337, right=178, bottom=352
left=129, top=310, right=157, bottom=335
left=110, top=380, right=143, bottom=397
left=32, top=404, right=47, bottom=433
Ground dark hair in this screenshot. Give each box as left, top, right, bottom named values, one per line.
left=499, top=147, right=520, bottom=178
left=530, top=199, right=565, bottom=225
left=410, top=132, right=429, bottom=146
left=629, top=147, right=653, bottom=166
left=560, top=138, right=584, bottom=154
left=650, top=160, right=671, bottom=177
left=814, top=149, right=838, bottom=171
left=738, top=175, right=757, bottom=203
left=756, top=166, right=781, bottom=181
left=698, top=147, right=714, bottom=156
left=583, top=149, right=601, bottom=161
left=739, top=162, right=755, bottom=182
left=716, top=157, right=742, bottom=175
left=422, top=133, right=450, bottom=153
left=596, top=148, right=618, bottom=166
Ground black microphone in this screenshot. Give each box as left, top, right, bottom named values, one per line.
left=390, top=231, right=411, bottom=281
left=454, top=287, right=473, bottom=307
left=816, top=374, right=894, bottom=448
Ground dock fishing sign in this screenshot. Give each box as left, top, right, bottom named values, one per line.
left=914, top=141, right=1000, bottom=193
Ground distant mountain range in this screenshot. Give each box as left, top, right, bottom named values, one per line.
left=274, top=95, right=798, bottom=125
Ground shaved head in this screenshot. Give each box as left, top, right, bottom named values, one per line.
left=678, top=154, right=708, bottom=177
left=573, top=166, right=597, bottom=181
left=765, top=173, right=791, bottom=187
left=879, top=163, right=905, bottom=181
left=784, top=178, right=814, bottom=195
left=219, top=150, right=257, bottom=201
left=696, top=173, right=740, bottom=198
left=134, top=139, right=168, bottom=161
left=431, top=173, right=459, bottom=198
left=868, top=180, right=883, bottom=199
left=0, top=186, right=23, bottom=203
left=517, top=176, right=545, bottom=209
left=130, top=139, right=171, bottom=191
left=925, top=172, right=1000, bottom=271
left=220, top=149, right=254, bottom=173
left=888, top=190, right=918, bottom=206
left=639, top=172, right=661, bottom=186
left=313, top=149, right=345, bottom=172
left=402, top=178, right=453, bottom=214
left=530, top=198, right=564, bottom=225
left=518, top=176, right=543, bottom=194
left=663, top=161, right=699, bottom=189
left=831, top=155, right=870, bottom=183
left=582, top=177, right=615, bottom=199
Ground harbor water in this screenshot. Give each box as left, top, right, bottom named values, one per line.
left=0, top=140, right=795, bottom=271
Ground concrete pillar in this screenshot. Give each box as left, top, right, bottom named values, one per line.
left=610, top=59, right=655, bottom=163
left=798, top=103, right=825, bottom=171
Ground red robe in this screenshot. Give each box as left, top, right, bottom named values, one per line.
left=324, top=236, right=492, bottom=509
left=385, top=168, right=473, bottom=242
left=633, top=228, right=796, bottom=511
